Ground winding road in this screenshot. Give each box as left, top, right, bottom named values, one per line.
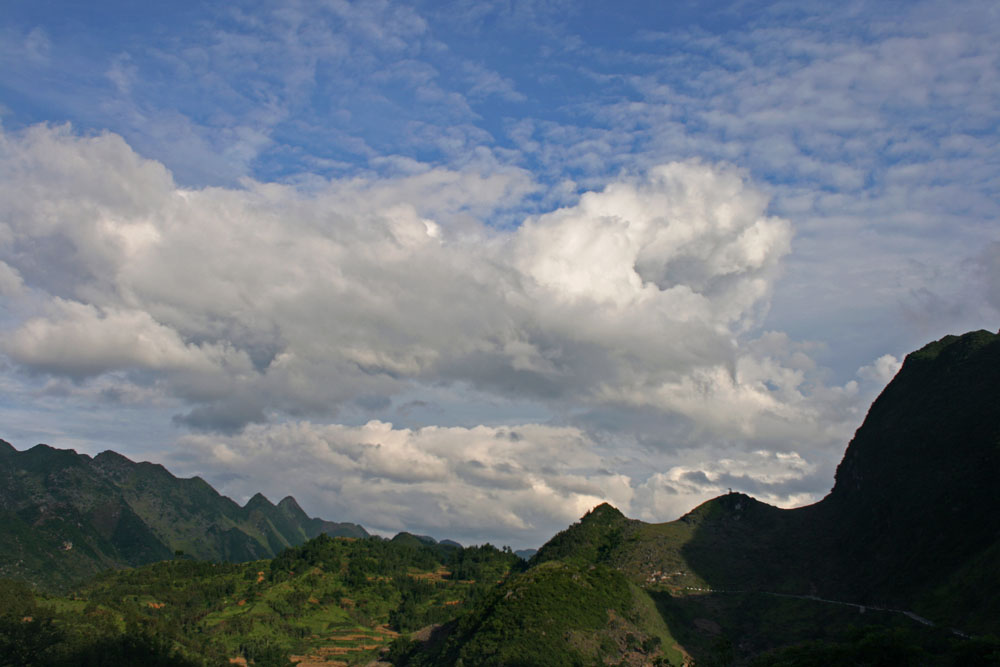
left=679, top=586, right=970, bottom=638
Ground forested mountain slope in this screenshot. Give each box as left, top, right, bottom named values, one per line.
left=0, top=443, right=367, bottom=591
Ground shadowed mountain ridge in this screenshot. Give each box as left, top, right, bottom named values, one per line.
left=408, top=330, right=1000, bottom=664
left=0, top=443, right=368, bottom=591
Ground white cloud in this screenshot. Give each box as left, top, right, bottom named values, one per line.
left=23, top=27, right=52, bottom=64
left=4, top=300, right=253, bottom=381
left=516, top=162, right=789, bottom=317
left=633, top=449, right=822, bottom=523
left=166, top=415, right=839, bottom=546
left=856, top=354, right=902, bottom=386
left=0, top=125, right=821, bottom=441
left=0, top=260, right=23, bottom=295
left=462, top=61, right=526, bottom=103
left=171, top=420, right=629, bottom=546
left=0, top=124, right=902, bottom=543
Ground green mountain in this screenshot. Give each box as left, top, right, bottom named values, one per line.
left=0, top=443, right=367, bottom=591
left=403, top=330, right=1000, bottom=665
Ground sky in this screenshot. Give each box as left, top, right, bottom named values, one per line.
left=0, top=0, right=997, bottom=549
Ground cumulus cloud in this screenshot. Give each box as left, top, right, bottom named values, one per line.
left=170, top=420, right=630, bottom=546
left=632, top=449, right=825, bottom=524
left=856, top=354, right=902, bottom=386
left=0, top=260, right=23, bottom=295
left=0, top=124, right=903, bottom=542
left=169, top=415, right=852, bottom=546
left=5, top=300, right=253, bottom=380
left=0, top=124, right=810, bottom=434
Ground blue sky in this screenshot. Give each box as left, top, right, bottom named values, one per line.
left=1, top=0, right=997, bottom=547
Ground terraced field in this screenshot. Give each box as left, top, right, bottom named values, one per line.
left=7, top=534, right=521, bottom=665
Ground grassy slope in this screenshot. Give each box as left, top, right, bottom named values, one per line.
left=407, top=560, right=684, bottom=666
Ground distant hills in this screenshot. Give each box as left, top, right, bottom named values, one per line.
left=0, top=442, right=367, bottom=590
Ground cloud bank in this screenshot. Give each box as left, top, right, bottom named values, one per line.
left=3, top=124, right=793, bottom=429
left=0, top=123, right=888, bottom=542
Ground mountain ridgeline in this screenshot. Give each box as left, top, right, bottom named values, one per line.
left=2, top=330, right=999, bottom=666
left=0, top=443, right=367, bottom=590
left=399, top=329, right=1000, bottom=664
left=823, top=330, right=1000, bottom=617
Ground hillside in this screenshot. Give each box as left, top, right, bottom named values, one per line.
left=403, top=330, right=1000, bottom=665
left=821, top=330, right=1000, bottom=625
left=0, top=534, right=522, bottom=666
left=0, top=443, right=367, bottom=591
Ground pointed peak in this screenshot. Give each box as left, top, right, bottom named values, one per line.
left=91, top=450, right=138, bottom=480
left=244, top=492, right=274, bottom=510
left=277, top=495, right=301, bottom=509
left=277, top=496, right=307, bottom=517
left=95, top=449, right=130, bottom=460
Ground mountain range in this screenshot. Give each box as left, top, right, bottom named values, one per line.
left=0, top=442, right=367, bottom=591
left=1, top=329, right=999, bottom=665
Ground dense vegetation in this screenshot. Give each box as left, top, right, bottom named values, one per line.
left=0, top=443, right=367, bottom=592
left=0, top=534, right=521, bottom=666
left=396, top=560, right=684, bottom=666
